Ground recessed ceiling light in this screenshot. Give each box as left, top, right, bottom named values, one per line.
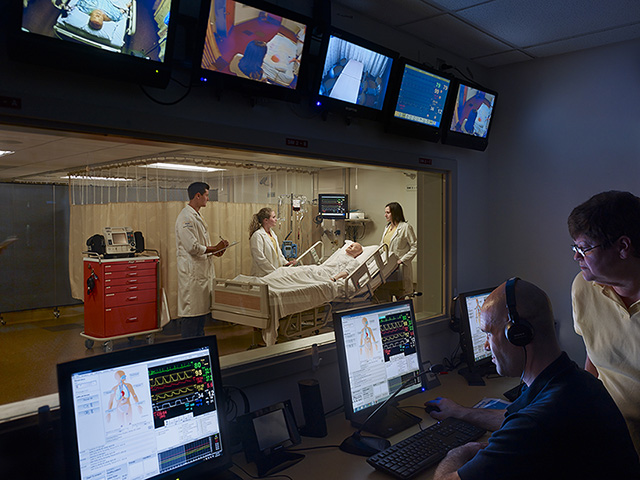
left=62, top=175, right=133, bottom=182
left=143, top=163, right=226, bottom=173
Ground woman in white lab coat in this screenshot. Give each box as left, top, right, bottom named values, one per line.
left=380, top=202, right=418, bottom=299
left=249, top=207, right=290, bottom=276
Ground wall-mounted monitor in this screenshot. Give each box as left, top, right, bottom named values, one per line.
left=11, top=0, right=178, bottom=88
left=384, top=58, right=453, bottom=142
left=318, top=193, right=348, bottom=219
left=333, top=300, right=425, bottom=438
left=314, top=28, right=397, bottom=119
left=194, top=0, right=311, bottom=102
left=441, top=80, right=498, bottom=151
left=57, top=336, right=235, bottom=480
left=454, top=287, right=496, bottom=385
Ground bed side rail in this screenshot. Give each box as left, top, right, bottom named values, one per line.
left=211, top=279, right=271, bottom=329
left=343, top=244, right=398, bottom=299
left=292, top=240, right=324, bottom=266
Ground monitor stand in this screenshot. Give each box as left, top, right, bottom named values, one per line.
left=458, top=364, right=497, bottom=386
left=255, top=451, right=305, bottom=477
left=351, top=405, right=422, bottom=438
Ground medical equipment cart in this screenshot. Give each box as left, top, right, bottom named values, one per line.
left=82, top=252, right=160, bottom=351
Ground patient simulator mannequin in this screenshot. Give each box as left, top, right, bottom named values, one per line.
left=260, top=242, right=364, bottom=283
left=74, top=0, right=130, bottom=30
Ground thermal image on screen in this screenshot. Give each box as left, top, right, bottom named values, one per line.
left=20, top=0, right=172, bottom=62
left=449, top=85, right=496, bottom=138
left=200, top=1, right=307, bottom=89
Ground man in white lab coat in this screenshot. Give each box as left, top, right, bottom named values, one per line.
left=175, top=182, right=228, bottom=338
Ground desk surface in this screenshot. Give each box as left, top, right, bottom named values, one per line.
left=230, top=372, right=518, bottom=480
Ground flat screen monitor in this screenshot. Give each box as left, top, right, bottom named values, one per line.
left=456, top=287, right=496, bottom=384
left=318, top=193, right=348, bottom=219
left=195, top=0, right=311, bottom=102
left=385, top=58, right=453, bottom=142
left=314, top=29, right=396, bottom=119
left=333, top=300, right=425, bottom=438
left=12, top=0, right=178, bottom=88
left=442, top=80, right=497, bottom=151
left=57, top=336, right=235, bottom=480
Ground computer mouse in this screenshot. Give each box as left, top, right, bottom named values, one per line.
left=424, top=404, right=441, bottom=414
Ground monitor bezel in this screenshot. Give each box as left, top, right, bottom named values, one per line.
left=456, top=287, right=496, bottom=372
left=193, top=0, right=313, bottom=103
left=312, top=27, right=398, bottom=120
left=9, top=0, right=179, bottom=88
left=441, top=79, right=498, bottom=151
left=318, top=193, right=349, bottom=219
left=384, top=57, right=454, bottom=143
left=57, top=336, right=233, bottom=480
left=333, top=299, right=426, bottom=426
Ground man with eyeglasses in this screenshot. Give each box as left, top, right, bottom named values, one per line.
left=568, top=190, right=640, bottom=459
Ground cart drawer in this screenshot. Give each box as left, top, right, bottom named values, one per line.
left=103, top=260, right=157, bottom=273
left=105, top=289, right=157, bottom=308
left=105, top=284, right=155, bottom=295
left=104, top=303, right=157, bottom=336
left=104, top=275, right=156, bottom=287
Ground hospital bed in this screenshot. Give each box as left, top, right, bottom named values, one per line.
left=211, top=241, right=399, bottom=346
left=51, top=0, right=136, bottom=53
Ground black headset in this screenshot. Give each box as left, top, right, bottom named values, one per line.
left=504, top=277, right=534, bottom=346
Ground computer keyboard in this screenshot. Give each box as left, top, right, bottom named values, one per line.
left=367, top=417, right=486, bottom=480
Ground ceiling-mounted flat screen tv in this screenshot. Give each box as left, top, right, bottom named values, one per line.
left=11, top=0, right=179, bottom=88
left=384, top=58, right=453, bottom=142
left=194, top=0, right=311, bottom=102
left=313, top=28, right=397, bottom=120
left=441, top=80, right=497, bottom=151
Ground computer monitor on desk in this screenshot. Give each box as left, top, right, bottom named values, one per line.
left=454, top=287, right=497, bottom=385
left=57, top=336, right=238, bottom=480
left=333, top=300, right=426, bottom=439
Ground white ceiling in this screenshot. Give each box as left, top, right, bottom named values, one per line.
left=2, top=0, right=639, bottom=183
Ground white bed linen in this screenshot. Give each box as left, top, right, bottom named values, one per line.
left=56, top=0, right=128, bottom=48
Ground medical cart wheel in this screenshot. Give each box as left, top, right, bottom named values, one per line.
left=103, top=340, right=113, bottom=352
left=85, top=339, right=94, bottom=349
left=146, top=334, right=155, bottom=345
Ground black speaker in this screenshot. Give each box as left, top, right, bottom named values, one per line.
left=298, top=379, right=327, bottom=438
left=504, top=277, right=534, bottom=347
left=134, top=231, right=145, bottom=253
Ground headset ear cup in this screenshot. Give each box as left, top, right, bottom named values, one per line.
left=505, top=320, right=534, bottom=347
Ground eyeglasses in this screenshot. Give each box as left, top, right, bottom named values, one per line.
left=571, top=244, right=601, bottom=257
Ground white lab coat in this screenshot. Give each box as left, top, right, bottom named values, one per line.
left=175, top=205, right=214, bottom=317
left=381, top=221, right=418, bottom=296
left=250, top=227, right=287, bottom=276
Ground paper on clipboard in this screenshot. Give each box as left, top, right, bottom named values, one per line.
left=215, top=240, right=239, bottom=253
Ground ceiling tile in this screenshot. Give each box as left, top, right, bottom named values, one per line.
left=523, top=23, right=640, bottom=57
left=473, top=50, right=534, bottom=68
left=402, top=14, right=513, bottom=58
left=455, top=0, right=640, bottom=47
left=335, top=0, right=441, bottom=26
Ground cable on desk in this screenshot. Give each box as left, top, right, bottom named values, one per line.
left=233, top=461, right=293, bottom=480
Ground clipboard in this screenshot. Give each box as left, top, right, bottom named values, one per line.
left=215, top=240, right=239, bottom=253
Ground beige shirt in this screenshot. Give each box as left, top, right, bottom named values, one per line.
left=572, top=272, right=640, bottom=457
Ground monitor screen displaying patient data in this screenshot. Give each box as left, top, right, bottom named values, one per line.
left=393, top=63, right=450, bottom=127
left=335, top=300, right=423, bottom=417
left=58, top=339, right=228, bottom=480
left=463, top=291, right=492, bottom=364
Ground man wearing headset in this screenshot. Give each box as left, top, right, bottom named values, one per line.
left=426, top=278, right=639, bottom=480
